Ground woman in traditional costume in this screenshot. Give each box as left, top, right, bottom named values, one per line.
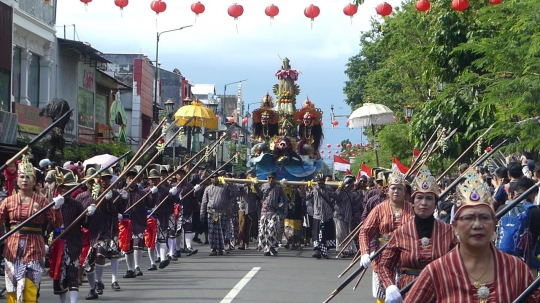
left=0, top=155, right=64, bottom=303
left=378, top=168, right=457, bottom=303
left=405, top=171, right=540, bottom=303
left=358, top=170, right=414, bottom=303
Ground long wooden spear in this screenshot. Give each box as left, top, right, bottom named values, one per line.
left=0, top=150, right=130, bottom=243
left=513, top=276, right=540, bottom=303
left=404, top=124, right=442, bottom=179
left=0, top=109, right=74, bottom=173
left=50, top=128, right=167, bottom=247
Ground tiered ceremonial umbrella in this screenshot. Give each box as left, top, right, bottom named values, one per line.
left=174, top=99, right=218, bottom=130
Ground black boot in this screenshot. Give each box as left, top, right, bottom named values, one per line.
left=85, top=289, right=98, bottom=300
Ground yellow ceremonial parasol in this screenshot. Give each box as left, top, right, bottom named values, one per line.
left=174, top=99, right=218, bottom=130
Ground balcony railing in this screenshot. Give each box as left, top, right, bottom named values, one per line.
left=18, top=0, right=55, bottom=27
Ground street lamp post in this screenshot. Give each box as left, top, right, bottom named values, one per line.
left=164, top=99, right=176, bottom=166
left=405, top=104, right=414, bottom=120
left=221, top=79, right=247, bottom=166
left=152, top=25, right=193, bottom=123
left=183, top=97, right=193, bottom=157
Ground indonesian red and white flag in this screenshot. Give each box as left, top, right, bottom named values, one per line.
left=358, top=163, right=372, bottom=178
left=392, top=156, right=409, bottom=174
left=333, top=155, right=351, bottom=172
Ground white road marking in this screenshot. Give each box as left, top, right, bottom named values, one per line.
left=220, top=267, right=261, bottom=303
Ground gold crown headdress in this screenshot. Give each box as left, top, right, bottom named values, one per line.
left=55, top=167, right=79, bottom=187
left=455, top=171, right=491, bottom=209
left=411, top=167, right=440, bottom=197
left=387, top=169, right=407, bottom=187
left=303, top=111, right=315, bottom=120
left=17, top=153, right=35, bottom=178
left=261, top=111, right=273, bottom=119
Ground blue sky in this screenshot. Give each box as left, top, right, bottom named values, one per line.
left=56, top=0, right=402, bottom=166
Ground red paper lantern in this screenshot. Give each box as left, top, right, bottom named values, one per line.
left=115, top=0, right=128, bottom=10
left=489, top=0, right=502, bottom=4
left=231, top=133, right=238, bottom=139
left=242, top=117, right=248, bottom=124
left=151, top=0, right=167, bottom=14
left=326, top=144, right=331, bottom=148
left=328, top=155, right=331, bottom=158
left=343, top=3, right=358, bottom=18
left=332, top=120, right=339, bottom=126
left=320, top=150, right=324, bottom=154
left=227, top=117, right=235, bottom=123
left=337, top=144, right=341, bottom=148
left=191, top=2, right=205, bottom=15
left=355, top=143, right=361, bottom=148
left=80, top=0, right=92, bottom=5
left=486, top=147, right=492, bottom=152
left=415, top=0, right=430, bottom=12
left=346, top=119, right=350, bottom=126
left=335, top=150, right=339, bottom=154
left=304, top=4, right=320, bottom=21
left=228, top=3, right=244, bottom=20
left=215, top=115, right=220, bottom=119
left=265, top=4, right=279, bottom=20
left=376, top=2, right=392, bottom=17
left=451, top=0, right=468, bottom=11
left=366, top=143, right=371, bottom=147
left=346, top=143, right=352, bottom=149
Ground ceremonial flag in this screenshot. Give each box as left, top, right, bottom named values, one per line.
left=392, top=156, right=409, bottom=174
left=333, top=155, right=351, bottom=172
left=412, top=148, right=421, bottom=165
left=345, top=168, right=351, bottom=175
left=357, top=162, right=372, bottom=178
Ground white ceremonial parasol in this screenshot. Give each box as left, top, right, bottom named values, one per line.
left=83, top=154, right=119, bottom=168
left=348, top=99, right=395, bottom=166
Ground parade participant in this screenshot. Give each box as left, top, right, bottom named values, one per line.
left=120, top=167, right=155, bottom=278
left=146, top=164, right=178, bottom=270
left=306, top=173, right=337, bottom=259
left=258, top=172, right=288, bottom=256
left=238, top=170, right=261, bottom=250
left=334, top=175, right=357, bottom=258
left=379, top=168, right=457, bottom=303
left=352, top=176, right=367, bottom=228
left=200, top=171, right=239, bottom=256
left=3, top=161, right=18, bottom=197
left=361, top=172, right=388, bottom=224
left=49, top=168, right=96, bottom=303
left=0, top=155, right=63, bottom=303
left=224, top=172, right=239, bottom=251
left=42, top=169, right=57, bottom=203
left=176, top=169, right=198, bottom=257
left=404, top=171, right=540, bottom=303
left=359, top=170, right=414, bottom=303
left=284, top=185, right=305, bottom=250
left=190, top=174, right=204, bottom=244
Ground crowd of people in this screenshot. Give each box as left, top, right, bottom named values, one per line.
left=1, top=151, right=540, bottom=302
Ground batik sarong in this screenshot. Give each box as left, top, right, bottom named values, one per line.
left=207, top=212, right=228, bottom=251
left=258, top=212, right=279, bottom=253
left=5, top=240, right=43, bottom=303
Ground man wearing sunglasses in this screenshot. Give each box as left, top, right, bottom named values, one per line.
left=258, top=172, right=288, bottom=256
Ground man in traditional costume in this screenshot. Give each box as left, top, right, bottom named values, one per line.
left=176, top=169, right=198, bottom=257
left=238, top=170, right=261, bottom=250
left=119, top=168, right=155, bottom=278
left=200, top=171, right=239, bottom=256
left=78, top=165, right=121, bottom=300
left=361, top=171, right=389, bottom=224
left=307, top=173, right=337, bottom=259
left=49, top=167, right=96, bottom=303
left=359, top=170, right=414, bottom=303
left=378, top=168, right=457, bottom=303
left=0, top=155, right=63, bottom=303
left=257, top=172, right=288, bottom=256
left=405, top=171, right=540, bottom=303
left=334, top=175, right=357, bottom=258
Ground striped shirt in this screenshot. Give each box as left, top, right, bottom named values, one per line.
left=378, top=219, right=457, bottom=290
left=404, top=243, right=540, bottom=303
left=0, top=193, right=62, bottom=263
left=359, top=200, right=414, bottom=272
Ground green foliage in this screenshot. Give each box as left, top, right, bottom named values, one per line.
left=228, top=142, right=249, bottom=173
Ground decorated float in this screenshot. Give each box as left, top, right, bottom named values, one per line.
left=248, top=58, right=324, bottom=180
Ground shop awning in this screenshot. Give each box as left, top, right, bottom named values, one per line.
left=57, top=38, right=111, bottom=67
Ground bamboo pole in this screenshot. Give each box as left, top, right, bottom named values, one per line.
left=404, top=124, right=442, bottom=179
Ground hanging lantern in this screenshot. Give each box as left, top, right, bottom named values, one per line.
left=231, top=133, right=238, bottom=139
left=336, top=144, right=341, bottom=148
left=335, top=150, right=339, bottom=154
left=227, top=117, right=235, bottom=123
left=80, top=0, right=92, bottom=5
left=332, top=120, right=339, bottom=126
left=355, top=143, right=361, bottom=148
left=328, top=155, right=331, bottom=159
left=115, top=0, right=128, bottom=10
left=415, top=0, right=430, bottom=12
left=489, top=0, right=502, bottom=4
left=326, top=144, right=331, bottom=148
left=191, top=2, right=205, bottom=22
left=376, top=2, right=392, bottom=17
left=304, top=4, right=320, bottom=29
left=486, top=146, right=492, bottom=152
left=343, top=3, right=358, bottom=22
left=228, top=3, right=244, bottom=20
left=242, top=117, right=248, bottom=124
left=366, top=143, right=371, bottom=147
left=151, top=0, right=167, bottom=15
left=320, top=150, right=324, bottom=154
left=215, top=115, right=220, bottom=119
left=451, top=0, right=468, bottom=11
left=265, top=4, right=279, bottom=21
left=346, top=143, right=352, bottom=149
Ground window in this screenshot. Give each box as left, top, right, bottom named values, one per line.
left=95, top=94, right=107, bottom=125
left=0, top=68, right=10, bottom=111
left=12, top=47, right=21, bottom=103
left=27, top=53, right=40, bottom=108
left=78, top=88, right=94, bottom=129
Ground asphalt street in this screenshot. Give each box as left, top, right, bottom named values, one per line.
left=32, top=243, right=374, bottom=303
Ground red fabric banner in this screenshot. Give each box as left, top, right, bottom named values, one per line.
left=144, top=217, right=157, bottom=249
left=48, top=239, right=65, bottom=280
left=118, top=219, right=132, bottom=252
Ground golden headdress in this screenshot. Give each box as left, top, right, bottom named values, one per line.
left=411, top=167, right=440, bottom=197
left=252, top=94, right=279, bottom=124
left=55, top=167, right=79, bottom=187
left=387, top=169, right=407, bottom=187
left=455, top=171, right=492, bottom=210
left=294, top=97, right=322, bottom=125
left=17, top=153, right=35, bottom=178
